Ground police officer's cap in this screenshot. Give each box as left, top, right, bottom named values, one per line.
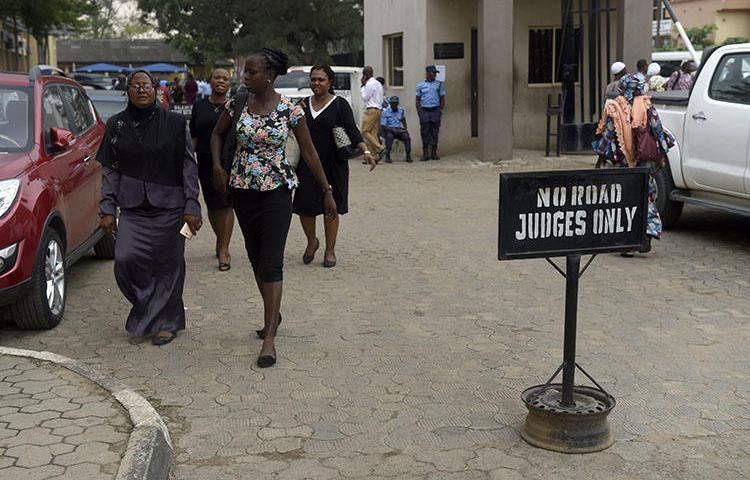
left=389, top=96, right=400, bottom=103
left=425, top=65, right=438, bottom=73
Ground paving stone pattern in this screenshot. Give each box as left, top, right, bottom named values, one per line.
left=0, top=355, right=130, bottom=479
left=2, top=151, right=749, bottom=479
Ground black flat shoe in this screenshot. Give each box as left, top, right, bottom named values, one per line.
left=303, top=238, right=319, bottom=265
left=152, top=332, right=177, bottom=346
left=256, top=313, right=281, bottom=339
left=257, top=354, right=276, bottom=368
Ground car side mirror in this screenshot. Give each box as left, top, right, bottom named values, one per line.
left=51, top=128, right=75, bottom=152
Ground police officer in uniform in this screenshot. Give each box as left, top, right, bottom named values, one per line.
left=415, top=65, right=446, bottom=161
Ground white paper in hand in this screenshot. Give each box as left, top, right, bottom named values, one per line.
left=180, top=222, right=194, bottom=240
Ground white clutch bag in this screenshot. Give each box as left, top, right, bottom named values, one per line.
left=286, top=134, right=300, bottom=169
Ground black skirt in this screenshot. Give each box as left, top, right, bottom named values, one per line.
left=197, top=153, right=232, bottom=210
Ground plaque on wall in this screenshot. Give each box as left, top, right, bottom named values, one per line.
left=434, top=42, right=464, bottom=59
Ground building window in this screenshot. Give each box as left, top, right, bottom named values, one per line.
left=384, top=34, right=404, bottom=87
left=528, top=27, right=581, bottom=85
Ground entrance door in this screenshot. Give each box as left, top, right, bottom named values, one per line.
left=471, top=28, right=478, bottom=138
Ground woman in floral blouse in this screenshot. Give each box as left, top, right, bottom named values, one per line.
left=211, top=49, right=336, bottom=368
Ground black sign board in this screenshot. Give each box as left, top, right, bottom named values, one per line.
left=170, top=102, right=193, bottom=119
left=434, top=42, right=464, bottom=59
left=498, top=168, right=649, bottom=260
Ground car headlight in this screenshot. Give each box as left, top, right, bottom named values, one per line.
left=0, top=179, right=20, bottom=218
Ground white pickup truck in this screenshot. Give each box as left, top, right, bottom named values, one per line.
left=650, top=43, right=750, bottom=227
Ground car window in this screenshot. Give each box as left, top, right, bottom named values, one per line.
left=333, top=73, right=351, bottom=90
left=60, top=86, right=96, bottom=134
left=42, top=86, right=72, bottom=151
left=274, top=71, right=310, bottom=89
left=0, top=87, right=32, bottom=152
left=709, top=53, right=750, bottom=105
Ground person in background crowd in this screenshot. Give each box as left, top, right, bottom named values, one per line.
left=96, top=69, right=202, bottom=346
left=666, top=60, right=697, bottom=91
left=294, top=65, right=375, bottom=268
left=380, top=96, right=412, bottom=163
left=360, top=66, right=385, bottom=159
left=415, top=65, right=445, bottom=161
left=636, top=59, right=649, bottom=90
left=113, top=74, right=128, bottom=91
left=375, top=76, right=388, bottom=108
left=647, top=62, right=666, bottom=92
left=592, top=73, right=674, bottom=256
left=210, top=49, right=337, bottom=368
left=198, top=77, right=212, bottom=100
left=157, top=80, right=170, bottom=109
left=605, top=61, right=627, bottom=97
left=170, top=77, right=184, bottom=103
left=190, top=68, right=234, bottom=271
left=184, top=72, right=198, bottom=104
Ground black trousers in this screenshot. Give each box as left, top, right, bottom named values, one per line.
left=232, top=187, right=292, bottom=282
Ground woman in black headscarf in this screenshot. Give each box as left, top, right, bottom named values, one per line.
left=97, top=69, right=202, bottom=346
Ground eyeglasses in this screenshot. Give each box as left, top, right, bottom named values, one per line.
left=129, top=83, right=154, bottom=92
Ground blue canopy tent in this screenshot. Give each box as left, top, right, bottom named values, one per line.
left=75, top=63, right=129, bottom=73
left=138, top=63, right=185, bottom=73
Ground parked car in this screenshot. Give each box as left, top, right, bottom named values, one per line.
left=0, top=67, right=114, bottom=329
left=86, top=89, right=128, bottom=121
left=275, top=66, right=364, bottom=122
left=650, top=43, right=750, bottom=227
left=71, top=73, right=114, bottom=90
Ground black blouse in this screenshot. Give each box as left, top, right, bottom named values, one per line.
left=189, top=98, right=226, bottom=156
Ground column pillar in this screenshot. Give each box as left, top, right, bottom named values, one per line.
left=616, top=0, right=652, bottom=70
left=478, top=0, right=513, bottom=162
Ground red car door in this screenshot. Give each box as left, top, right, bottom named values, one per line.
left=39, top=85, right=90, bottom=251
left=59, top=85, right=102, bottom=245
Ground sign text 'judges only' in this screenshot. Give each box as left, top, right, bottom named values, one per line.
left=498, top=168, right=649, bottom=260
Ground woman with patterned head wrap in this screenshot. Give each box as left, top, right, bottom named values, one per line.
left=592, top=73, right=674, bottom=255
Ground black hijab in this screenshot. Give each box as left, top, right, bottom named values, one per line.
left=96, top=70, right=186, bottom=186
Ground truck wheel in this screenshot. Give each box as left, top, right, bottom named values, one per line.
left=93, top=233, right=116, bottom=259
left=653, top=167, right=684, bottom=229
left=10, top=228, right=66, bottom=330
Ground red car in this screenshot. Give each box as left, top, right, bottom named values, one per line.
left=0, top=68, right=114, bottom=329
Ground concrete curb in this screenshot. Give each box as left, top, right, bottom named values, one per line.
left=0, top=346, right=172, bottom=480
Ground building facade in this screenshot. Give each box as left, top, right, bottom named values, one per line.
left=364, top=0, right=652, bottom=161
left=0, top=20, right=58, bottom=72
left=665, top=0, right=750, bottom=44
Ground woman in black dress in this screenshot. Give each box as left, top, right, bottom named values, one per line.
left=293, top=65, right=376, bottom=267
left=190, top=68, right=234, bottom=270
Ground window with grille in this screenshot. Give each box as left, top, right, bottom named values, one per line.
left=384, top=34, right=404, bottom=88
left=528, top=27, right=581, bottom=85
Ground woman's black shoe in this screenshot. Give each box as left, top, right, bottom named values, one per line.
left=257, top=354, right=276, bottom=368
left=256, top=313, right=281, bottom=339
left=303, top=238, right=319, bottom=265
left=152, top=332, right=176, bottom=345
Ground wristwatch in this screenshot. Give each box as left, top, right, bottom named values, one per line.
left=322, top=184, right=333, bottom=193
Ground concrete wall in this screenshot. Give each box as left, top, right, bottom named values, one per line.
left=716, top=9, right=750, bottom=43
left=364, top=0, right=427, bottom=148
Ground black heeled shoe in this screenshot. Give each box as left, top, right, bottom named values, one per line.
left=256, top=313, right=281, bottom=339
left=303, top=238, right=319, bottom=265
left=257, top=353, right=276, bottom=368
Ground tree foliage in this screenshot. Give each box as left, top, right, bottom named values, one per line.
left=137, top=0, right=363, bottom=65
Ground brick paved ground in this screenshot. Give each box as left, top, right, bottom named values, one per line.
left=1, top=151, right=749, bottom=479
left=0, top=356, right=129, bottom=479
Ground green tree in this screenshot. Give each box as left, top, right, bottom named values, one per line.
left=137, top=0, right=363, bottom=65
left=0, top=0, right=93, bottom=67
left=684, top=24, right=717, bottom=50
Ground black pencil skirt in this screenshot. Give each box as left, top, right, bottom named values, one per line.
left=231, top=186, right=292, bottom=282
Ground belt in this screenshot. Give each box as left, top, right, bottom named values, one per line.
left=366, top=107, right=381, bottom=110
left=421, top=106, right=439, bottom=111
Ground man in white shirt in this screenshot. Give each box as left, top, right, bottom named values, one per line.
left=360, top=66, right=385, bottom=157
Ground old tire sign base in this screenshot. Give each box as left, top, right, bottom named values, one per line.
left=498, top=168, right=649, bottom=453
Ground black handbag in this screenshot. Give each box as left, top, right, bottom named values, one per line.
left=331, top=98, right=360, bottom=161
left=220, top=93, right=248, bottom=173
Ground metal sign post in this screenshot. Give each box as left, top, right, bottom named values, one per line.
left=498, top=168, right=649, bottom=453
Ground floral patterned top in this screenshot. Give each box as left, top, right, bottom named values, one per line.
left=226, top=95, right=303, bottom=191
